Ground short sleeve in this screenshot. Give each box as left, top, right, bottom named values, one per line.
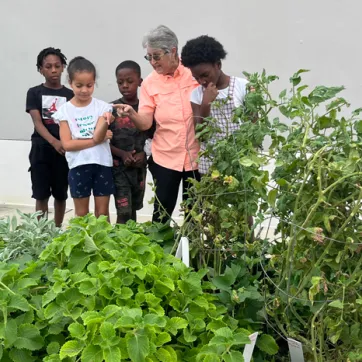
left=52, top=106, right=68, bottom=124
left=190, top=87, right=202, bottom=105
left=139, top=83, right=156, bottom=114
left=26, top=88, right=39, bottom=113
left=101, top=102, right=113, bottom=115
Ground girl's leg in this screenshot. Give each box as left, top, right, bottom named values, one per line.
left=73, top=197, right=90, bottom=217
left=68, top=165, right=92, bottom=218
left=94, top=196, right=111, bottom=221
left=93, top=165, right=114, bottom=222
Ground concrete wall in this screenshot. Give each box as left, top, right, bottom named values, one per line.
left=1, top=0, right=362, bottom=215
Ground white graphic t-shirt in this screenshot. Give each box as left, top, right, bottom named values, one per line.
left=52, top=98, right=113, bottom=170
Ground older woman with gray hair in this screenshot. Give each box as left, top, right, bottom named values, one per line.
left=115, top=25, right=200, bottom=223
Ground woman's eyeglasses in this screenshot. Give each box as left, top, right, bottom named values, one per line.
left=144, top=51, right=169, bottom=62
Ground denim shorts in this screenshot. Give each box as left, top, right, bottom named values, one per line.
left=68, top=164, right=114, bottom=198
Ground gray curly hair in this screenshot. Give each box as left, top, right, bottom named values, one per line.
left=142, top=25, right=178, bottom=52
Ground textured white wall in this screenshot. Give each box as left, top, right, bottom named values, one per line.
left=1, top=0, right=362, bottom=140
left=0, top=0, right=361, bottom=217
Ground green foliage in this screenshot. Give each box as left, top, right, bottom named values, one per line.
left=181, top=68, right=362, bottom=360
left=0, top=215, right=271, bottom=361
left=261, top=70, right=362, bottom=361
left=0, top=211, right=60, bottom=263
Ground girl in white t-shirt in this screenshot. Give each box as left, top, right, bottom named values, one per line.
left=181, top=35, right=248, bottom=175
left=52, top=56, right=115, bottom=219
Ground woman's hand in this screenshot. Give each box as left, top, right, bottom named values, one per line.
left=112, top=104, right=136, bottom=118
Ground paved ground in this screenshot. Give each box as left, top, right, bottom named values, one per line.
left=0, top=204, right=152, bottom=225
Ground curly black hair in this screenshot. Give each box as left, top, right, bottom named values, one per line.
left=36, top=47, right=67, bottom=71
left=181, top=35, right=227, bottom=68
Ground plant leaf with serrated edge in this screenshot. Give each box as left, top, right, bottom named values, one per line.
left=256, top=334, right=278, bottom=355
left=4, top=318, right=18, bottom=346
left=144, top=314, right=167, bottom=327
left=42, top=290, right=57, bottom=307
left=46, top=341, right=60, bottom=355
left=155, top=347, right=173, bottom=362
left=17, top=278, right=38, bottom=290
left=68, top=250, right=90, bottom=273
left=43, top=355, right=61, bottom=362
left=127, top=334, right=149, bottom=362
left=81, top=344, right=103, bottom=362
left=59, top=340, right=84, bottom=359
left=9, top=348, right=36, bottom=362
left=8, top=294, right=30, bottom=312
left=214, top=327, right=233, bottom=339
left=68, top=322, right=85, bottom=339
left=103, top=347, right=121, bottom=362
left=100, top=322, right=116, bottom=340
left=14, top=324, right=43, bottom=351
left=223, top=351, right=244, bottom=362
left=207, top=320, right=228, bottom=332
left=233, top=332, right=251, bottom=345
left=155, top=332, right=171, bottom=346
left=84, top=233, right=99, bottom=253
left=166, top=317, right=188, bottom=335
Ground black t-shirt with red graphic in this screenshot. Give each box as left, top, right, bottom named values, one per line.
left=109, top=98, right=155, bottom=169
left=26, top=84, right=74, bottom=144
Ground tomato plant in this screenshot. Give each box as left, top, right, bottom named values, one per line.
left=181, top=69, right=362, bottom=361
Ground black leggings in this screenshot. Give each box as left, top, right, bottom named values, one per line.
left=148, top=157, right=200, bottom=223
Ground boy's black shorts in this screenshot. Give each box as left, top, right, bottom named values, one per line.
left=29, top=142, right=69, bottom=201
left=112, top=166, right=146, bottom=217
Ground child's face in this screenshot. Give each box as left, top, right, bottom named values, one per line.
left=190, top=63, right=221, bottom=88
left=69, top=71, right=95, bottom=104
left=40, top=55, right=64, bottom=84
left=116, top=68, right=141, bottom=101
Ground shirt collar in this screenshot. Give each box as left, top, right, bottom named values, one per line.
left=156, top=62, right=185, bottom=80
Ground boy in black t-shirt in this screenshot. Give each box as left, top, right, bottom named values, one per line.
left=109, top=61, right=155, bottom=224
left=26, top=47, right=74, bottom=227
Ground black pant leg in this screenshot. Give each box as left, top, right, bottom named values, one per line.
left=149, top=158, right=182, bottom=223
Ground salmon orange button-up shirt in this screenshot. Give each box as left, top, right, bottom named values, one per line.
left=139, top=64, right=200, bottom=172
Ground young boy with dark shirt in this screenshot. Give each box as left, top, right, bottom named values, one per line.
left=110, top=61, right=155, bottom=224
left=26, top=47, right=74, bottom=227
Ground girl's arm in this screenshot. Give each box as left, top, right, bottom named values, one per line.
left=59, top=121, right=96, bottom=151
left=92, top=116, right=109, bottom=144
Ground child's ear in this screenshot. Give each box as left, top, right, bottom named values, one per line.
left=139, top=78, right=143, bottom=86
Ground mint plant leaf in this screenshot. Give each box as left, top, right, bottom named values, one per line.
left=126, top=334, right=149, bottom=362
left=59, top=340, right=84, bottom=359
left=256, top=334, right=278, bottom=355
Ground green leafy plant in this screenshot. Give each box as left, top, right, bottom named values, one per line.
left=0, top=211, right=60, bottom=263
left=0, top=215, right=279, bottom=361
left=180, top=69, right=362, bottom=360
left=261, top=70, right=362, bottom=361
